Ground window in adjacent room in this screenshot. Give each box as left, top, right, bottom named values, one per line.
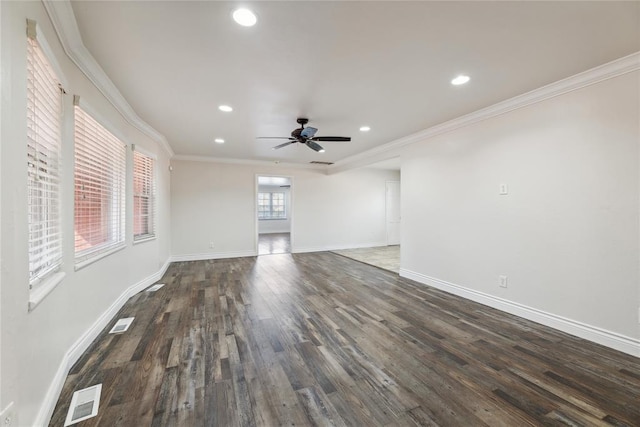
left=257, top=192, right=286, bottom=219
left=26, top=19, right=65, bottom=294
left=73, top=101, right=126, bottom=266
left=133, top=149, right=156, bottom=241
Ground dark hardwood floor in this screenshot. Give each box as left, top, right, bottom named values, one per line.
left=50, top=253, right=640, bottom=426
left=258, top=233, right=291, bottom=255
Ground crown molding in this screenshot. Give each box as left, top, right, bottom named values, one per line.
left=40, top=1, right=638, bottom=168
left=172, top=154, right=327, bottom=170
left=42, top=0, right=174, bottom=157
left=329, top=51, right=640, bottom=174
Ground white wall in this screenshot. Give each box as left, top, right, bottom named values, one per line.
left=0, top=2, right=171, bottom=425
left=171, top=161, right=400, bottom=258
left=258, top=184, right=291, bottom=234
left=400, top=71, right=640, bottom=349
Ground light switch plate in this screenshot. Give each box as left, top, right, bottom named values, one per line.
left=499, top=275, right=508, bottom=288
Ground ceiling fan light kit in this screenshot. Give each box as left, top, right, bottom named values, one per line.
left=258, top=118, right=351, bottom=153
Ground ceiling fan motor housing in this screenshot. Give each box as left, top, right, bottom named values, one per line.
left=291, top=118, right=310, bottom=140
left=258, top=117, right=349, bottom=151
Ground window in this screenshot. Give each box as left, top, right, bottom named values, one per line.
left=74, top=103, right=126, bottom=264
left=133, top=150, right=156, bottom=241
left=258, top=192, right=286, bottom=219
left=27, top=22, right=64, bottom=287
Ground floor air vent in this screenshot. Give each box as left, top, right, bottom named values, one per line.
left=146, top=283, right=165, bottom=292
left=310, top=161, right=334, bottom=165
left=109, top=317, right=134, bottom=334
left=64, top=384, right=102, bottom=426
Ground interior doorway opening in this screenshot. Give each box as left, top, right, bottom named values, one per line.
left=256, top=175, right=292, bottom=255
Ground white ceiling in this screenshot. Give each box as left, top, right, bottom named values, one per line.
left=70, top=1, right=639, bottom=166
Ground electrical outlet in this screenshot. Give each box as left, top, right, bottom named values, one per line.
left=0, top=402, right=16, bottom=427
left=209, top=242, right=215, bottom=249
left=499, top=275, right=508, bottom=288
left=499, top=183, right=509, bottom=195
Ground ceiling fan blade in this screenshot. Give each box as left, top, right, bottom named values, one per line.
left=257, top=137, right=295, bottom=140
left=272, top=141, right=294, bottom=150
left=311, top=136, right=351, bottom=142
left=300, top=127, right=318, bottom=138
left=306, top=140, right=325, bottom=152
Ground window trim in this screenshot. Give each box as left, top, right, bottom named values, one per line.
left=28, top=272, right=66, bottom=311
left=73, top=97, right=127, bottom=145
left=28, top=19, right=69, bottom=89
left=26, top=19, right=68, bottom=309
left=133, top=235, right=156, bottom=245
left=73, top=98, right=128, bottom=266
left=257, top=191, right=287, bottom=220
left=74, top=244, right=126, bottom=272
left=132, top=145, right=157, bottom=242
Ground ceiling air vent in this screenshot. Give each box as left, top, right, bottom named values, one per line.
left=64, top=384, right=102, bottom=426
left=146, top=283, right=165, bottom=292
left=109, top=317, right=134, bottom=334
left=310, top=161, right=334, bottom=165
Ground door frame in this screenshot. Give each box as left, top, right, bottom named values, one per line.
left=385, top=180, right=401, bottom=246
left=255, top=174, right=294, bottom=255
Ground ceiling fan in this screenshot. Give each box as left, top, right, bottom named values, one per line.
left=258, top=118, right=351, bottom=152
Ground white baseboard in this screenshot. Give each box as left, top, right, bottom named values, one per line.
left=171, top=244, right=389, bottom=259
left=293, top=241, right=388, bottom=254
left=400, top=269, right=640, bottom=358
left=34, top=258, right=172, bottom=426
left=170, top=250, right=257, bottom=262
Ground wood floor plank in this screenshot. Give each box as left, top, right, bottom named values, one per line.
left=49, top=254, right=640, bottom=426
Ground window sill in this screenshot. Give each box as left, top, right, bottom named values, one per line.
left=75, top=243, right=126, bottom=272
left=29, top=271, right=66, bottom=312
left=133, top=235, right=156, bottom=245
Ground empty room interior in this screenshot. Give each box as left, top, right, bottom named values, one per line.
left=1, top=1, right=640, bottom=426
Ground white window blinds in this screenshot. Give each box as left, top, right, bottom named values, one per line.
left=133, top=150, right=156, bottom=240
left=74, top=104, right=126, bottom=263
left=27, top=29, right=64, bottom=286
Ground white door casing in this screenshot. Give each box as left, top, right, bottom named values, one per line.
left=386, top=181, right=400, bottom=245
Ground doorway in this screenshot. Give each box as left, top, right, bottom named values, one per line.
left=256, top=175, right=292, bottom=255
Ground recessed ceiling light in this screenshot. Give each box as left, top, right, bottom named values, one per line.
left=214, top=138, right=225, bottom=144
left=232, top=8, right=257, bottom=27
left=451, top=75, right=470, bottom=86
left=359, top=126, right=371, bottom=132
left=218, top=105, right=233, bottom=112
